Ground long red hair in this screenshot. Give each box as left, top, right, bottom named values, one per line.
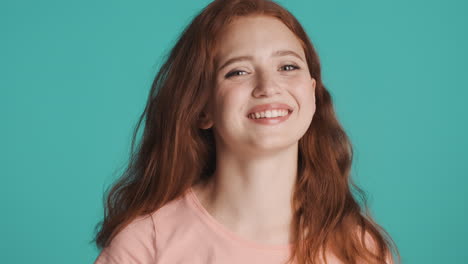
left=93, top=0, right=401, bottom=263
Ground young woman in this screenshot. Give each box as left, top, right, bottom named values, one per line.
left=93, top=0, right=400, bottom=263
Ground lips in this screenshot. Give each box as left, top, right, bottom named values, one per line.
left=246, top=103, right=294, bottom=116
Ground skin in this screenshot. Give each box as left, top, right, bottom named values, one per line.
left=193, top=15, right=316, bottom=245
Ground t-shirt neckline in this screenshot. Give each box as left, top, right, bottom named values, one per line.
left=185, top=186, right=294, bottom=251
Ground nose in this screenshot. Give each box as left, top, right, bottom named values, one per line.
left=252, top=70, right=282, bottom=98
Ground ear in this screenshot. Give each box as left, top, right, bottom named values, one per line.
left=198, top=111, right=214, bottom=129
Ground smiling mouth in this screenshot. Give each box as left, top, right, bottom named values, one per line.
left=247, top=109, right=293, bottom=119
left=246, top=109, right=292, bottom=125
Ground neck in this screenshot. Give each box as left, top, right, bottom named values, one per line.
left=194, top=142, right=298, bottom=245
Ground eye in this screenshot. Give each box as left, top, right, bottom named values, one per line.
left=280, top=64, right=300, bottom=71
left=224, top=64, right=301, bottom=79
left=225, top=70, right=248, bottom=78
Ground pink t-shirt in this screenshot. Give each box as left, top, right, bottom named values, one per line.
left=94, top=187, right=295, bottom=264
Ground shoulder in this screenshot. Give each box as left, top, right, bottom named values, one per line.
left=94, top=214, right=156, bottom=264
left=360, top=229, right=395, bottom=264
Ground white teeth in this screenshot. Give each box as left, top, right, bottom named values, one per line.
left=248, top=109, right=290, bottom=119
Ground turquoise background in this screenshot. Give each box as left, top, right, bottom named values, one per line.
left=2, top=0, right=467, bottom=263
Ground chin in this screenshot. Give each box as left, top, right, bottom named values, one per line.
left=245, top=137, right=299, bottom=153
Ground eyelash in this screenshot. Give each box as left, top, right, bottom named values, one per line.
left=225, top=64, right=300, bottom=78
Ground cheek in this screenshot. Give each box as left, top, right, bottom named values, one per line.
left=213, top=86, right=247, bottom=118
left=292, top=77, right=315, bottom=105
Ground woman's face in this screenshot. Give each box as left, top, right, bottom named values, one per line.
left=204, top=15, right=316, bottom=155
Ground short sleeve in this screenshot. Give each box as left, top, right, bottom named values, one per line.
left=94, top=215, right=157, bottom=264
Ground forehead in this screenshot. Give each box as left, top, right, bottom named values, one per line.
left=214, top=15, right=305, bottom=62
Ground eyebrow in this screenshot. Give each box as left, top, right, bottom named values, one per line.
left=217, top=50, right=305, bottom=72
